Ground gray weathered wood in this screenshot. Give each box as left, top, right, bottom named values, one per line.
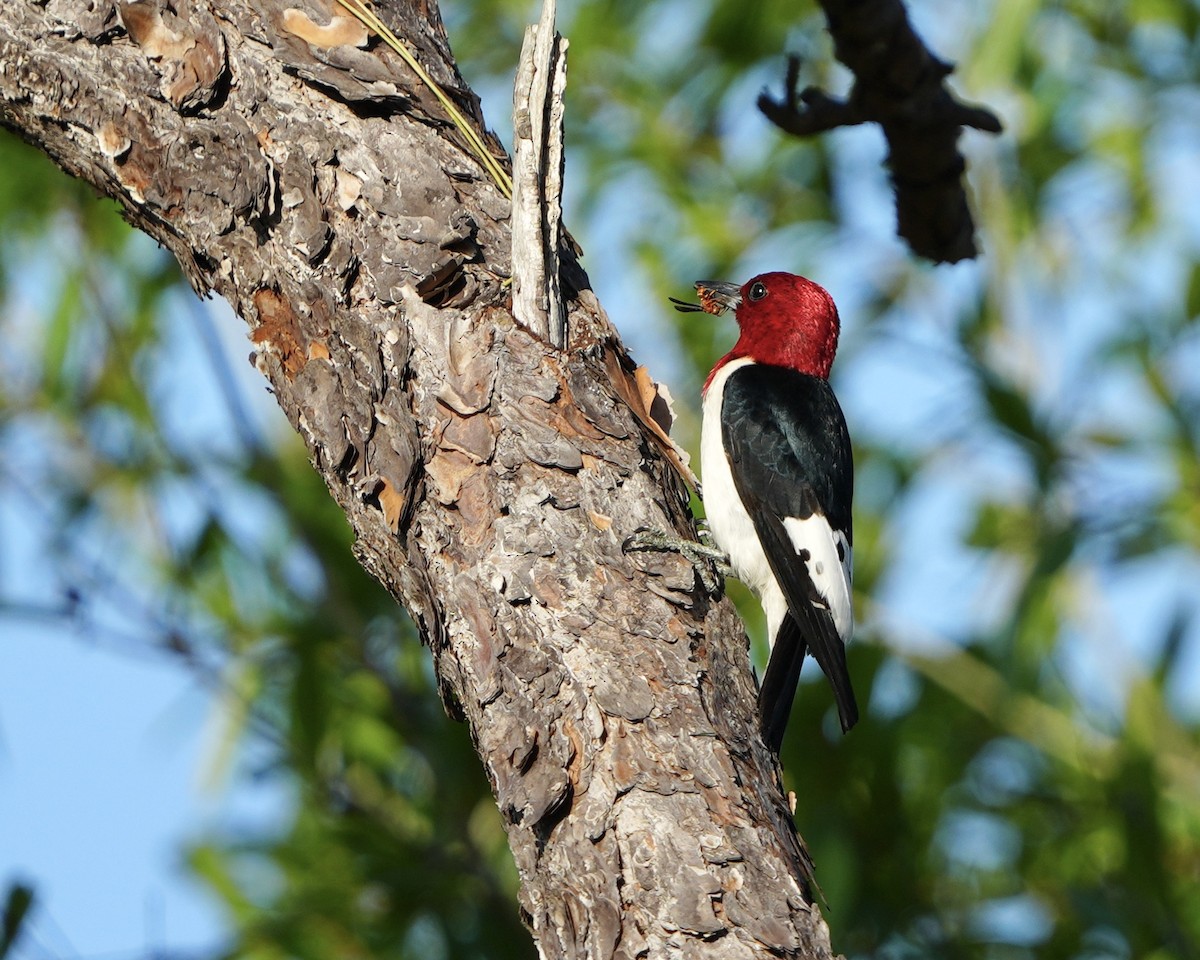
left=0, top=2, right=838, bottom=957
left=511, top=0, right=567, bottom=348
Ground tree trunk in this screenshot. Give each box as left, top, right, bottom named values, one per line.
left=0, top=2, right=837, bottom=957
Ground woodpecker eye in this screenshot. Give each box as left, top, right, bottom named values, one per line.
left=748, top=281, right=767, bottom=302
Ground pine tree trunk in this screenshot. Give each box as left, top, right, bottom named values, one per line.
left=0, top=2, right=837, bottom=956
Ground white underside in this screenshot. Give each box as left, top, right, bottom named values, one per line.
left=701, top=358, right=853, bottom=648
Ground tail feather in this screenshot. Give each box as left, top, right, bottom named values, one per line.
left=759, top=613, right=859, bottom=750
left=758, top=617, right=808, bottom=752
left=751, top=514, right=859, bottom=743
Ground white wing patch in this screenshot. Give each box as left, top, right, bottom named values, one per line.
left=781, top=515, right=853, bottom=643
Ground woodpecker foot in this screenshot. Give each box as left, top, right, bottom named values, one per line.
left=622, top=526, right=730, bottom=596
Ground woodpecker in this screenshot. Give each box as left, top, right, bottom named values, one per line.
left=673, top=272, right=857, bottom=750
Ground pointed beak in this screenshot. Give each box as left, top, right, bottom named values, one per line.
left=670, top=280, right=742, bottom=316
left=693, top=280, right=742, bottom=315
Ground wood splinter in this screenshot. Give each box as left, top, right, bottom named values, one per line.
left=511, top=0, right=568, bottom=349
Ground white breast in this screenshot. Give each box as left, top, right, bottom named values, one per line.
left=701, top=359, right=791, bottom=643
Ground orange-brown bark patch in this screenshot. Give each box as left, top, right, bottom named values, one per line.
left=280, top=7, right=369, bottom=48
left=251, top=288, right=308, bottom=379
left=376, top=478, right=406, bottom=533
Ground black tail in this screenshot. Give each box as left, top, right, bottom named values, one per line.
left=758, top=617, right=809, bottom=752
left=759, top=614, right=858, bottom=751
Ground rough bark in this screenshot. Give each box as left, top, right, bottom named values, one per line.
left=758, top=0, right=1002, bottom=264
left=0, top=2, right=837, bottom=957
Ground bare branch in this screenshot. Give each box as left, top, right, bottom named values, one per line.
left=759, top=0, right=1003, bottom=263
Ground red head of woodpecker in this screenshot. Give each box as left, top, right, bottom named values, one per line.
left=674, top=272, right=857, bottom=749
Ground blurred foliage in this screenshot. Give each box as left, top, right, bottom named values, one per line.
left=3, top=0, right=1200, bottom=959
left=0, top=132, right=523, bottom=959
left=0, top=883, right=34, bottom=960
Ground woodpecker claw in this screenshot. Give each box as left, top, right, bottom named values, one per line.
left=622, top=526, right=730, bottom=596
left=696, top=524, right=723, bottom=555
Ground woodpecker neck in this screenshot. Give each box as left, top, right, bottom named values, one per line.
left=703, top=320, right=839, bottom=394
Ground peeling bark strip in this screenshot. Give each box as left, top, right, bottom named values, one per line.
left=2, top=2, right=837, bottom=956
left=759, top=0, right=1002, bottom=264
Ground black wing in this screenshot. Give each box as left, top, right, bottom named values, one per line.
left=722, top=364, right=858, bottom=741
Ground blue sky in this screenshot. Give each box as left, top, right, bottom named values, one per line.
left=1, top=622, right=228, bottom=957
